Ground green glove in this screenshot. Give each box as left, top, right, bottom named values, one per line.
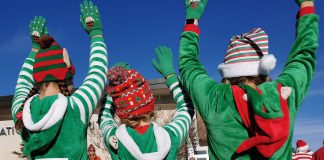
left=29, top=16, right=47, bottom=49
left=80, top=0, right=103, bottom=37
left=185, top=0, right=208, bottom=20
left=296, top=0, right=314, bottom=5
left=152, top=46, right=176, bottom=78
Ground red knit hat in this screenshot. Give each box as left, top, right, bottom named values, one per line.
left=296, top=139, right=309, bottom=152
left=33, top=35, right=75, bottom=83
left=107, top=66, right=154, bottom=118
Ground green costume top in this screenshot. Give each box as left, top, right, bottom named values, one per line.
left=179, top=8, right=318, bottom=160
left=11, top=36, right=108, bottom=159
left=99, top=75, right=194, bottom=160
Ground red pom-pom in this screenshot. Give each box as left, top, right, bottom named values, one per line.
left=108, top=66, right=129, bottom=86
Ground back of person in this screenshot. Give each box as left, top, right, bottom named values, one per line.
left=313, top=146, right=324, bottom=160
left=99, top=53, right=194, bottom=160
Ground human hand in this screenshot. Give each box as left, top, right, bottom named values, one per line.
left=152, top=46, right=176, bottom=78
left=185, top=0, right=208, bottom=20
left=80, top=0, right=102, bottom=37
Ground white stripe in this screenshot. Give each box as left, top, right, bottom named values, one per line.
left=227, top=56, right=260, bottom=63
left=169, top=122, right=183, bottom=142
left=89, top=61, right=106, bottom=73
left=84, top=74, right=105, bottom=89
left=169, top=82, right=179, bottom=91
left=164, top=125, right=178, bottom=137
left=91, top=46, right=107, bottom=54
left=91, top=41, right=107, bottom=48
left=250, top=35, right=268, bottom=41
left=71, top=96, right=86, bottom=123
left=90, top=53, right=107, bottom=64
left=83, top=81, right=102, bottom=98
left=26, top=58, right=35, bottom=62
left=177, top=95, right=184, bottom=103
left=17, top=78, right=33, bottom=88
left=172, top=88, right=182, bottom=99
left=227, top=44, right=268, bottom=54
left=22, top=63, right=33, bottom=71
left=15, top=88, right=30, bottom=95
left=74, top=90, right=93, bottom=119
left=80, top=85, right=98, bottom=106
left=87, top=68, right=106, bottom=81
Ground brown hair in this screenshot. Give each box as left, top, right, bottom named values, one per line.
left=57, top=80, right=71, bottom=96
left=121, top=112, right=155, bottom=128
left=221, top=76, right=270, bottom=86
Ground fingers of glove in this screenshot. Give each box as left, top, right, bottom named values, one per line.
left=151, top=59, right=161, bottom=71
left=80, top=3, right=88, bottom=18
left=89, top=1, right=95, bottom=13
left=94, top=6, right=100, bottom=14
left=44, top=27, right=49, bottom=36
left=80, top=15, right=87, bottom=28
left=201, top=0, right=208, bottom=6
left=83, top=0, right=90, bottom=13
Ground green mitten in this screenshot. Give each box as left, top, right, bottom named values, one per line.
left=296, top=0, right=314, bottom=5
left=185, top=0, right=208, bottom=20
left=29, top=16, right=47, bottom=49
left=80, top=0, right=103, bottom=37
left=152, top=46, right=176, bottom=78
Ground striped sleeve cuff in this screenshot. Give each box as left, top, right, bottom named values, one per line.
left=184, top=24, right=200, bottom=35
left=299, top=6, right=315, bottom=17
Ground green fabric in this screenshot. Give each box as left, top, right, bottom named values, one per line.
left=24, top=95, right=89, bottom=160
left=107, top=125, right=181, bottom=160
left=296, top=0, right=314, bottom=5
left=23, top=95, right=63, bottom=156
left=29, top=16, right=47, bottom=49
left=185, top=0, right=208, bottom=19
left=80, top=0, right=103, bottom=37
left=152, top=46, right=176, bottom=78
left=178, top=13, right=318, bottom=160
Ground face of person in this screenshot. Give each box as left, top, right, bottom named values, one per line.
left=89, top=149, right=95, bottom=156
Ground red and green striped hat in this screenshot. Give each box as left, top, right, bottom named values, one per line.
left=218, top=28, right=276, bottom=78
left=107, top=66, right=155, bottom=118
left=33, top=36, right=75, bottom=83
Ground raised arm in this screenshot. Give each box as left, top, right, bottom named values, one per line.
left=99, top=95, right=119, bottom=153
left=69, top=0, right=108, bottom=124
left=152, top=47, right=194, bottom=146
left=11, top=16, right=47, bottom=123
left=276, top=1, right=318, bottom=110
left=179, top=0, right=220, bottom=117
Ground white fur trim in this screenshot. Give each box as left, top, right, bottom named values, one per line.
left=297, top=144, right=309, bottom=153
left=23, top=94, right=68, bottom=131
left=218, top=61, right=268, bottom=78
left=281, top=87, right=292, bottom=100
left=115, top=123, right=171, bottom=160
left=260, top=54, right=276, bottom=72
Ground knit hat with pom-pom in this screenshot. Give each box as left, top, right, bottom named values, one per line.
left=107, top=64, right=154, bottom=118
left=33, top=35, right=75, bottom=83
left=218, top=28, right=276, bottom=78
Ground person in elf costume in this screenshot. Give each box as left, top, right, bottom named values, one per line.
left=11, top=0, right=108, bottom=159
left=99, top=47, right=194, bottom=160
left=179, top=0, right=318, bottom=159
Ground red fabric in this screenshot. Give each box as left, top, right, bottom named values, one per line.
left=233, top=83, right=290, bottom=158
left=299, top=6, right=315, bottom=17
left=293, top=152, right=313, bottom=160
left=33, top=68, right=71, bottom=83
left=134, top=125, right=150, bottom=134
left=107, top=69, right=155, bottom=118
left=36, top=49, right=62, bottom=58
left=33, top=59, right=65, bottom=69
left=313, top=147, right=324, bottom=160
left=184, top=24, right=200, bottom=35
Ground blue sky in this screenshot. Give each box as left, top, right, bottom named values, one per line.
left=0, top=0, right=323, bottom=151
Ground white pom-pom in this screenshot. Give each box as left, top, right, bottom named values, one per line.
left=260, top=54, right=276, bottom=72
left=218, top=63, right=225, bottom=77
